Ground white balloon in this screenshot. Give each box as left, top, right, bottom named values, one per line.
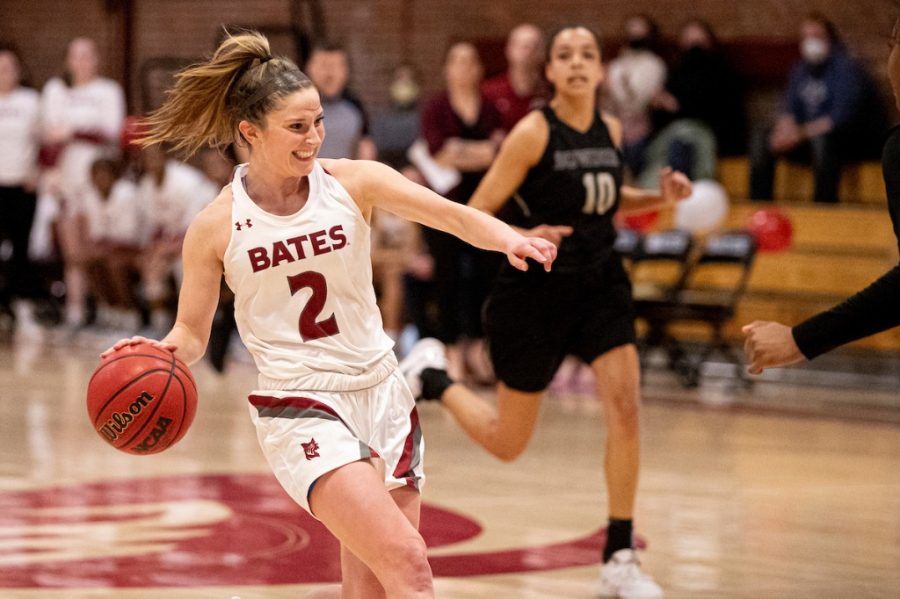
left=674, top=179, right=729, bottom=233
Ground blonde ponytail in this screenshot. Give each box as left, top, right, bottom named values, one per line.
left=141, top=30, right=312, bottom=157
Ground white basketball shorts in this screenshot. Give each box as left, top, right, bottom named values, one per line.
left=247, top=368, right=424, bottom=515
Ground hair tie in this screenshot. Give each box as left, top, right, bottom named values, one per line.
left=259, top=55, right=273, bottom=64
left=239, top=74, right=282, bottom=110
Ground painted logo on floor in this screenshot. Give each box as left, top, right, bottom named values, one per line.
left=0, top=474, right=604, bottom=587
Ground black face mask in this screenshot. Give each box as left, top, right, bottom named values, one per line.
left=627, top=37, right=650, bottom=50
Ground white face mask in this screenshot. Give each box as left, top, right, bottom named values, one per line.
left=801, top=37, right=829, bottom=64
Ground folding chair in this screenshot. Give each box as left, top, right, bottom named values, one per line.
left=656, top=231, right=757, bottom=387
left=629, top=229, right=694, bottom=369
left=613, top=227, right=642, bottom=261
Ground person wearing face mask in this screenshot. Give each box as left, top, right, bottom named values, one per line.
left=742, top=15, right=900, bottom=374
left=604, top=14, right=667, bottom=178
left=749, top=12, right=885, bottom=203
left=637, top=19, right=746, bottom=187
left=372, top=63, right=422, bottom=169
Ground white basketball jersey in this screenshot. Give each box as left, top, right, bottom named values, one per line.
left=224, top=162, right=394, bottom=389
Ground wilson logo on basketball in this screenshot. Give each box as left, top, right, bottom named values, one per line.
left=134, top=416, right=175, bottom=453
left=98, top=391, right=156, bottom=441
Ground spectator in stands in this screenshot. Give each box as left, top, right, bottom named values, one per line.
left=138, top=144, right=218, bottom=335
left=743, top=13, right=900, bottom=371
left=0, top=45, right=42, bottom=338
left=420, top=41, right=504, bottom=381
left=638, top=18, right=746, bottom=187
left=749, top=12, right=886, bottom=203
left=200, top=145, right=240, bottom=373
left=81, top=157, right=142, bottom=332
left=604, top=14, right=667, bottom=177
left=372, top=63, right=422, bottom=169
left=41, top=37, right=125, bottom=329
left=482, top=23, right=548, bottom=132
left=304, top=42, right=377, bottom=160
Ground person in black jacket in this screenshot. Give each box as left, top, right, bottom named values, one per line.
left=743, top=16, right=900, bottom=372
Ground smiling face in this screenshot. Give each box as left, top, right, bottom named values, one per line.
left=545, top=27, right=604, bottom=97
left=240, top=87, right=325, bottom=178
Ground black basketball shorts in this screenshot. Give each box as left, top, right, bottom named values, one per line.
left=483, top=258, right=637, bottom=393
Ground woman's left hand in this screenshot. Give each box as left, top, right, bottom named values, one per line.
left=660, top=167, right=692, bottom=204
left=506, top=236, right=558, bottom=272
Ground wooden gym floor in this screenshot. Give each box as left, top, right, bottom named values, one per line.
left=0, top=337, right=897, bottom=598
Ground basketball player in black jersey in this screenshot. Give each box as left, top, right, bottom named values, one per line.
left=400, top=25, right=690, bottom=598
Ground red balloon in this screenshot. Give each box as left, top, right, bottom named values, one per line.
left=621, top=210, right=659, bottom=233
left=748, top=208, right=793, bottom=252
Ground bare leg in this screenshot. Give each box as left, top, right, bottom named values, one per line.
left=440, top=382, right=543, bottom=462
left=307, top=485, right=422, bottom=599
left=310, top=461, right=433, bottom=598
left=590, top=344, right=641, bottom=519
left=56, top=215, right=88, bottom=325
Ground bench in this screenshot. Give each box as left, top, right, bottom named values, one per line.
left=637, top=202, right=900, bottom=351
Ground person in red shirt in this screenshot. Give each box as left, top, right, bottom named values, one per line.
left=482, top=23, right=548, bottom=132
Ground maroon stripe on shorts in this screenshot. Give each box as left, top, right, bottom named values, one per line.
left=248, top=394, right=349, bottom=428
left=393, top=406, right=421, bottom=480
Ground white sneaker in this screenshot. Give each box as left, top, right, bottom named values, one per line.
left=398, top=338, right=447, bottom=399
left=596, top=549, right=663, bottom=599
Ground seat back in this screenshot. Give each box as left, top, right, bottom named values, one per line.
left=630, top=229, right=694, bottom=301
left=680, top=231, right=757, bottom=309
left=613, top=228, right=642, bottom=261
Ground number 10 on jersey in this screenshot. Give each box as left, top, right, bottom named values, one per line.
left=582, top=172, right=616, bottom=215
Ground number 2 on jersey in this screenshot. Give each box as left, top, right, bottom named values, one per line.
left=287, top=271, right=340, bottom=341
left=582, top=172, right=616, bottom=215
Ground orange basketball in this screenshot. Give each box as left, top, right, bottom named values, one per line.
left=86, top=342, right=197, bottom=455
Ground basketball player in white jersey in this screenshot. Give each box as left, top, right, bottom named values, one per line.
left=102, top=31, right=557, bottom=598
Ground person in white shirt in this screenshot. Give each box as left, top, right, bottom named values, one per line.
left=137, top=144, right=218, bottom=333
left=604, top=14, right=668, bottom=177
left=81, top=157, right=142, bottom=331
left=0, top=46, right=41, bottom=336
left=41, top=37, right=125, bottom=328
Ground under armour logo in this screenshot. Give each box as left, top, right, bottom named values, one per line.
left=235, top=219, right=253, bottom=231
left=301, top=438, right=320, bottom=460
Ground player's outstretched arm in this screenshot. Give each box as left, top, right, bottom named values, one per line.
left=743, top=265, right=900, bottom=373
left=330, top=159, right=558, bottom=272
left=466, top=112, right=572, bottom=246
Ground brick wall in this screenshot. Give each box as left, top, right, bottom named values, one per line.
left=2, top=0, right=896, bottom=118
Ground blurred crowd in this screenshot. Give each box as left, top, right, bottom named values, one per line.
left=0, top=12, right=890, bottom=378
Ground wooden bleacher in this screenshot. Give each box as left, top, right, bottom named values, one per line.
left=641, top=202, right=900, bottom=351
left=718, top=157, right=887, bottom=206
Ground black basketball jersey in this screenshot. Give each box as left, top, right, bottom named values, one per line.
left=501, top=106, right=624, bottom=272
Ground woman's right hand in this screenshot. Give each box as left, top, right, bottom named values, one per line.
left=100, top=336, right=177, bottom=359
left=506, top=236, right=558, bottom=272
left=741, top=321, right=804, bottom=374
left=526, top=224, right=573, bottom=247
